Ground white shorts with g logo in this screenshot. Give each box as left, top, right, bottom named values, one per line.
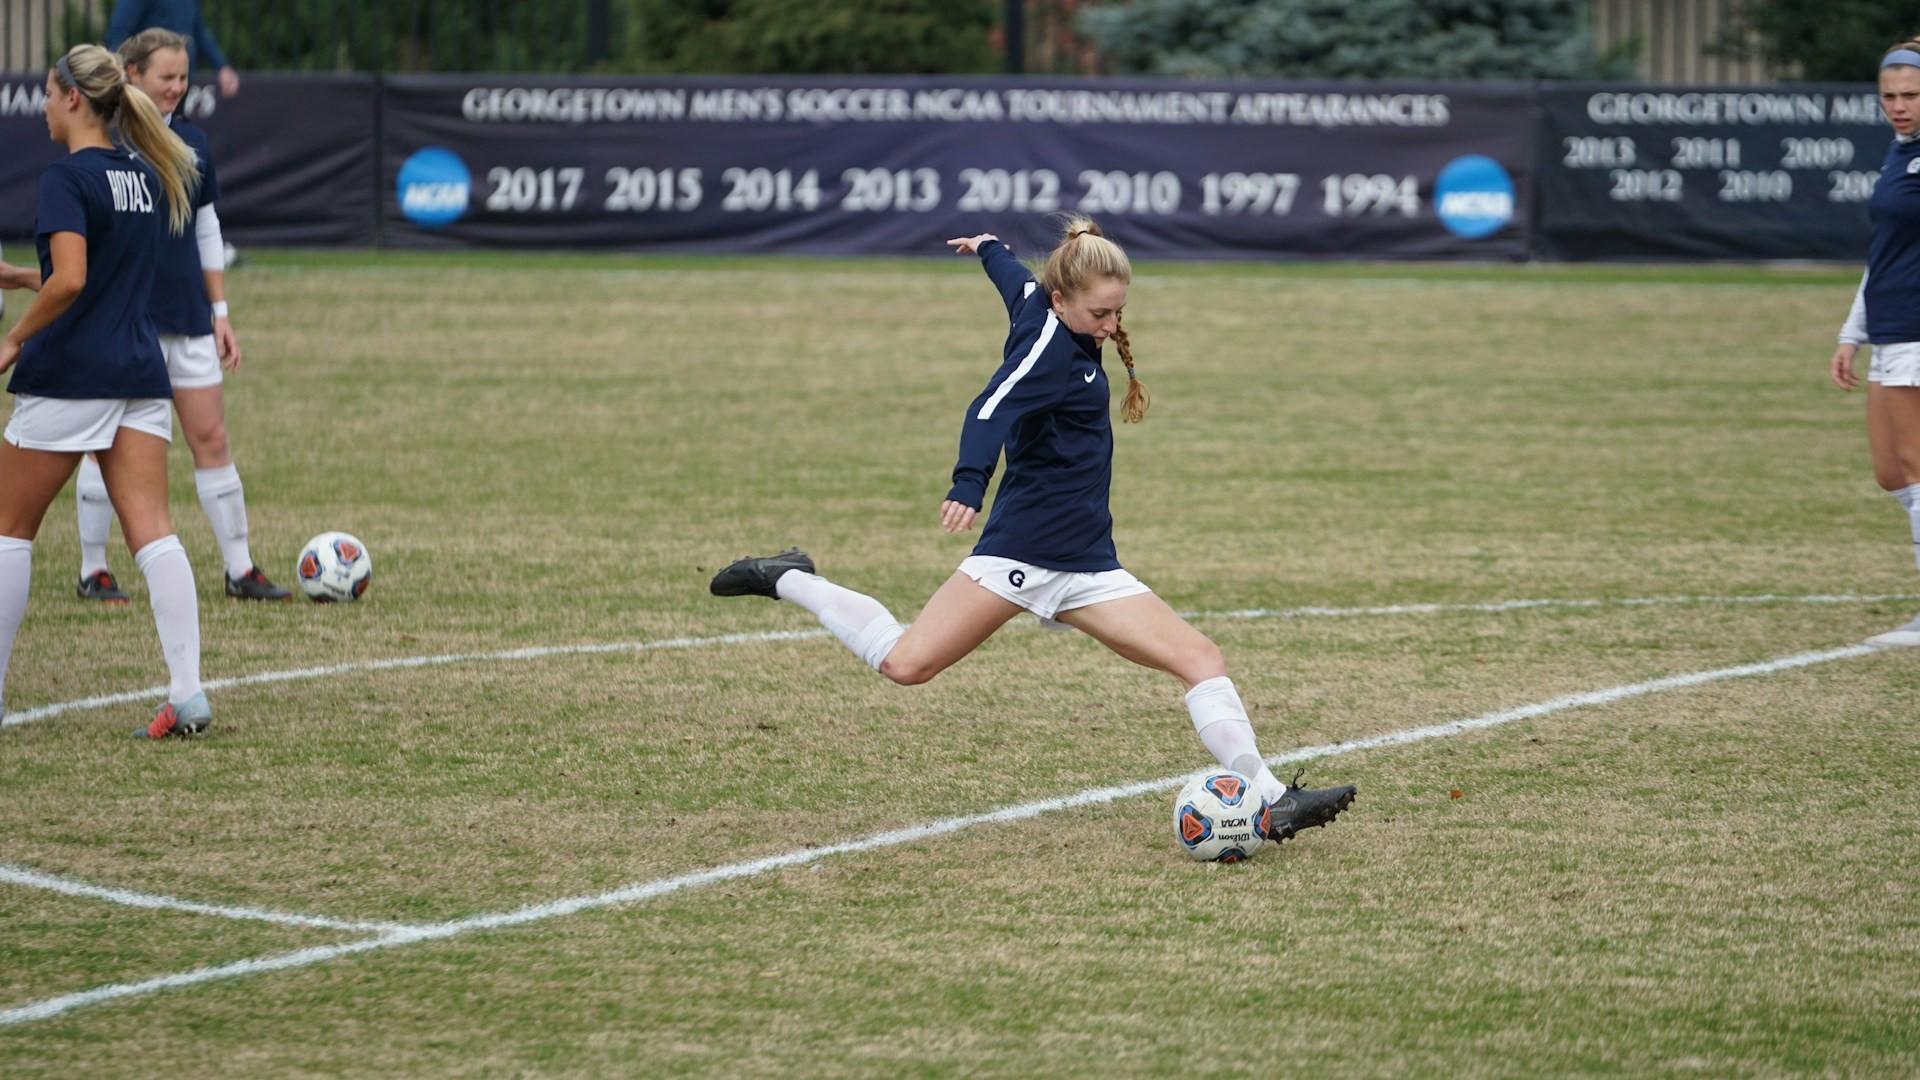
left=162, top=333, right=222, bottom=389
left=4, top=395, right=172, bottom=452
left=957, top=554, right=1152, bottom=628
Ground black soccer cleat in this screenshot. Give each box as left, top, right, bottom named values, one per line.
left=77, top=570, right=130, bottom=605
left=709, top=548, right=814, bottom=599
left=226, top=566, right=293, bottom=601
left=1262, top=768, right=1356, bottom=843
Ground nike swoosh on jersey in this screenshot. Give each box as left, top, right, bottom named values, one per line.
left=1083, top=371, right=1097, bottom=382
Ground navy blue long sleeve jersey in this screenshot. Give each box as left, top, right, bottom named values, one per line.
left=1867, top=137, right=1920, bottom=344
left=944, top=240, right=1120, bottom=572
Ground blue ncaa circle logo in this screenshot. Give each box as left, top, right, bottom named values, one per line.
left=397, top=147, right=471, bottom=228
left=1433, top=155, right=1515, bottom=239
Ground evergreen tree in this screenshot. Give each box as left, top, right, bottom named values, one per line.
left=1714, top=0, right=1916, bottom=82
left=1079, top=0, right=1630, bottom=80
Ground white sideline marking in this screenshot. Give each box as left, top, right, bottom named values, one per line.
left=0, top=864, right=415, bottom=934
left=4, top=593, right=1909, bottom=731
left=1199, top=592, right=1920, bottom=621
left=0, top=629, right=833, bottom=729
left=0, top=640, right=1880, bottom=1027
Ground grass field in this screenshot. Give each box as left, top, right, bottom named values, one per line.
left=1, top=250, right=1916, bottom=1076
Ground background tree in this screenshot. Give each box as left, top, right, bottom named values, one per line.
left=1078, top=0, right=1632, bottom=80
left=620, top=0, right=994, bottom=75
left=1712, top=0, right=1917, bottom=82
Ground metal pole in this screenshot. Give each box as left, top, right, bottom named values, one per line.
left=1004, top=0, right=1024, bottom=75
left=587, top=0, right=610, bottom=67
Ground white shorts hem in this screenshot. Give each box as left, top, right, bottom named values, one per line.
left=956, top=555, right=1151, bottom=623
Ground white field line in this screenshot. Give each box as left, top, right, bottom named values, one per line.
left=0, top=628, right=833, bottom=729
left=4, top=593, right=1910, bottom=731
left=0, top=864, right=415, bottom=934
left=0, top=640, right=1883, bottom=1027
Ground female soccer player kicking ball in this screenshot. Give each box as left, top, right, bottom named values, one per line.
left=711, top=217, right=1355, bottom=843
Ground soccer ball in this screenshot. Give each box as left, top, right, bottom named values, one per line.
left=295, top=531, right=372, bottom=602
left=1172, top=770, right=1269, bottom=863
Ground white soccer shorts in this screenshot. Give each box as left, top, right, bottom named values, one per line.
left=161, top=333, right=222, bottom=389
left=957, top=554, right=1152, bottom=627
left=4, top=395, right=172, bottom=452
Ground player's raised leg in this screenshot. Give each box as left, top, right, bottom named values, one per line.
left=712, top=551, right=1021, bottom=684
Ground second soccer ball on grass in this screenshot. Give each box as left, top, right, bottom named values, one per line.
left=296, top=531, right=372, bottom=602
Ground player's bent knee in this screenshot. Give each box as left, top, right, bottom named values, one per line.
left=879, top=654, right=942, bottom=686
left=1173, top=640, right=1228, bottom=685
left=187, top=424, right=230, bottom=462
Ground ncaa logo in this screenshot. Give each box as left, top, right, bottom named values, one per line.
left=1433, top=155, right=1515, bottom=239
left=397, top=147, right=471, bottom=228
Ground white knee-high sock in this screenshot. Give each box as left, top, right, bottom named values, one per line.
left=1185, top=676, right=1287, bottom=803
left=1895, top=484, right=1920, bottom=572
left=76, top=456, right=113, bottom=579
left=194, top=464, right=253, bottom=579
left=0, top=536, right=32, bottom=709
left=134, top=536, right=201, bottom=703
left=774, top=570, right=905, bottom=672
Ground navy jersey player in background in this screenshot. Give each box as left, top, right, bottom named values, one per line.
left=0, top=44, right=211, bottom=738
left=1831, top=39, right=1920, bottom=648
left=65, top=29, right=289, bottom=605
left=711, top=217, right=1356, bottom=844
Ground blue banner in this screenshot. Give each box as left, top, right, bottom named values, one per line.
left=0, top=74, right=374, bottom=246
left=1535, top=83, right=1885, bottom=260
left=379, top=75, right=1535, bottom=260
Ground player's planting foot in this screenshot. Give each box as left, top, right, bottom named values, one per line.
left=1263, top=768, right=1356, bottom=842
left=76, top=570, right=130, bottom=605
left=226, top=566, right=292, bottom=601
left=1866, top=614, right=1920, bottom=648
left=709, top=548, right=814, bottom=599
left=137, top=691, right=212, bottom=739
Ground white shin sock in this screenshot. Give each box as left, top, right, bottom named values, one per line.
left=194, top=464, right=254, bottom=580
left=1185, top=676, right=1286, bottom=803
left=0, top=536, right=32, bottom=709
left=774, top=570, right=906, bottom=672
left=134, top=536, right=202, bottom=704
left=1895, top=484, right=1920, bottom=572
left=76, top=455, right=113, bottom=579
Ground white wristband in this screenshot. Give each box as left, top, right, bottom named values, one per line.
left=211, top=300, right=229, bottom=318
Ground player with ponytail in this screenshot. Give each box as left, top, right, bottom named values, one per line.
left=66, top=28, right=290, bottom=606
left=710, top=216, right=1356, bottom=844
left=0, top=43, right=211, bottom=737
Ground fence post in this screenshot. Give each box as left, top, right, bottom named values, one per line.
left=586, top=0, right=609, bottom=67
left=1003, top=0, right=1023, bottom=75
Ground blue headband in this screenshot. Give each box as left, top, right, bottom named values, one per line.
left=54, top=54, right=74, bottom=88
left=1883, top=49, right=1920, bottom=68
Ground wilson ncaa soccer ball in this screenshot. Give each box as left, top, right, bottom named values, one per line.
left=295, top=531, right=372, bottom=602
left=1173, top=770, right=1269, bottom=863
